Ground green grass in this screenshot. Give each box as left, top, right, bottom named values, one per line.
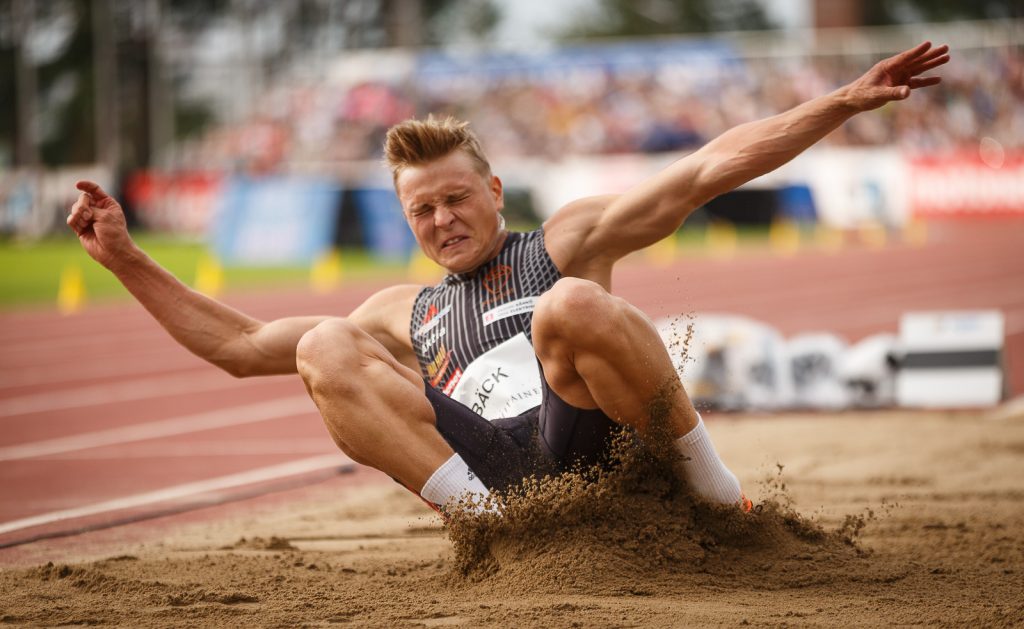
left=0, top=234, right=409, bottom=309
left=0, top=224, right=789, bottom=310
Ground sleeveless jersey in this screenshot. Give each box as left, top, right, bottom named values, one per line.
left=410, top=229, right=561, bottom=420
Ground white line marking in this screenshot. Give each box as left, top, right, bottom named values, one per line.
left=2, top=329, right=162, bottom=357
left=0, top=351, right=199, bottom=390
left=41, top=438, right=330, bottom=460
left=0, top=370, right=275, bottom=418
left=0, top=454, right=352, bottom=536
left=0, top=395, right=315, bottom=461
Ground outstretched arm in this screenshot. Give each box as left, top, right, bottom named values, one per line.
left=67, top=181, right=419, bottom=376
left=546, top=42, right=949, bottom=279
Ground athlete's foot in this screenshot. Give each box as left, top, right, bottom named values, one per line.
left=740, top=494, right=753, bottom=513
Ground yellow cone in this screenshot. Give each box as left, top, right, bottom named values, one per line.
left=769, top=219, right=801, bottom=257
left=859, top=221, right=888, bottom=250
left=194, top=253, right=224, bottom=297
left=310, top=249, right=343, bottom=294
left=814, top=223, right=844, bottom=254
left=706, top=221, right=737, bottom=258
left=645, top=233, right=677, bottom=267
left=902, top=219, right=928, bottom=248
left=407, top=250, right=443, bottom=284
left=57, top=264, right=86, bottom=315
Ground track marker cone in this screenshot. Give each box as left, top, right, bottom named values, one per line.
left=769, top=219, right=801, bottom=256
left=902, top=219, right=928, bottom=248
left=813, top=223, right=843, bottom=254
left=408, top=250, right=443, bottom=284
left=311, top=249, right=343, bottom=294
left=646, top=233, right=677, bottom=266
left=706, top=221, right=737, bottom=258
left=57, top=264, right=86, bottom=314
left=194, top=253, right=224, bottom=297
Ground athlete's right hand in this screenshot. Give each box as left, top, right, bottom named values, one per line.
left=67, top=180, right=137, bottom=268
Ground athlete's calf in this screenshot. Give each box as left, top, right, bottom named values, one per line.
left=532, top=278, right=747, bottom=508
left=532, top=277, right=698, bottom=436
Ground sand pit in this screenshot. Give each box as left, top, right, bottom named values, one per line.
left=2, top=408, right=1022, bottom=627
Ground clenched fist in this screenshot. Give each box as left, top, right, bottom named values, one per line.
left=67, top=180, right=138, bottom=270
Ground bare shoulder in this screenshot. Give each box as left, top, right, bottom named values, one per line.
left=543, top=194, right=619, bottom=278
left=349, top=284, right=422, bottom=363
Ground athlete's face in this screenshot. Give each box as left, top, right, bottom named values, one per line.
left=396, top=150, right=507, bottom=274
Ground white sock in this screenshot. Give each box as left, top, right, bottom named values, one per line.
left=675, top=414, right=744, bottom=505
left=420, top=453, right=491, bottom=510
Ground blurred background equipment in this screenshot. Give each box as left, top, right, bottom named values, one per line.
left=2, top=0, right=1022, bottom=243
left=895, top=310, right=1006, bottom=408
left=1, top=0, right=1022, bottom=408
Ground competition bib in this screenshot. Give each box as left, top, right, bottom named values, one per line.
left=450, top=332, right=542, bottom=420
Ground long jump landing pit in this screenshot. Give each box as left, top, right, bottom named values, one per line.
left=1, top=220, right=1022, bottom=625
left=0, top=408, right=1021, bottom=626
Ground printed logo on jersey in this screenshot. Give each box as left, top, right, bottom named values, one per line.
left=415, top=304, right=450, bottom=339
left=419, top=325, right=447, bottom=350
left=442, top=368, right=463, bottom=396
left=482, top=264, right=514, bottom=305
left=482, top=296, right=537, bottom=326
left=450, top=333, right=543, bottom=420
left=426, top=344, right=457, bottom=388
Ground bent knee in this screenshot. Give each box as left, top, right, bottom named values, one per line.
left=534, top=278, right=618, bottom=341
left=296, top=318, right=365, bottom=382
left=535, top=278, right=610, bottom=321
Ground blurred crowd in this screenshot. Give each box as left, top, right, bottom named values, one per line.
left=176, top=45, right=1024, bottom=173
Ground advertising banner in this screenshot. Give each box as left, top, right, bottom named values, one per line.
left=212, top=176, right=341, bottom=266
left=909, top=151, right=1024, bottom=218
left=351, top=188, right=416, bottom=259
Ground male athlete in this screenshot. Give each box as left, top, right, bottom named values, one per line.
left=68, top=42, right=948, bottom=512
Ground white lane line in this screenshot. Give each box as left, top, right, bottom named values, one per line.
left=41, top=438, right=330, bottom=460
left=0, top=395, right=315, bottom=461
left=0, top=370, right=277, bottom=418
left=0, top=454, right=352, bottom=536
left=0, top=350, right=199, bottom=390
left=2, top=329, right=162, bottom=357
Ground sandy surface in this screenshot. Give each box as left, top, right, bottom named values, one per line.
left=2, top=408, right=1022, bottom=627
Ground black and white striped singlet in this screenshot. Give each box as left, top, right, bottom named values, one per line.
left=410, top=229, right=561, bottom=420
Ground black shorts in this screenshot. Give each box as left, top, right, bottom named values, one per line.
left=425, top=370, right=620, bottom=493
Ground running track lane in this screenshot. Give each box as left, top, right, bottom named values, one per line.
left=0, top=220, right=1020, bottom=548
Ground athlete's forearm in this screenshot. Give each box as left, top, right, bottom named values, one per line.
left=686, top=86, right=857, bottom=205
left=587, top=87, right=858, bottom=259
left=106, top=246, right=272, bottom=376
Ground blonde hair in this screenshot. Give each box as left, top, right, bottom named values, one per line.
left=384, top=115, right=492, bottom=187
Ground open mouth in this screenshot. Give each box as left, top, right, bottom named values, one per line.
left=441, top=236, right=468, bottom=249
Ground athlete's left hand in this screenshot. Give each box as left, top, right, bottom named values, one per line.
left=842, top=41, right=949, bottom=112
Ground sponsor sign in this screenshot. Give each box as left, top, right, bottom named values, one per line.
left=213, top=176, right=340, bottom=265
left=909, top=152, right=1024, bottom=218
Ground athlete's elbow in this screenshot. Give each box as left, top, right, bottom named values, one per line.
left=207, top=355, right=253, bottom=378
left=204, top=343, right=267, bottom=378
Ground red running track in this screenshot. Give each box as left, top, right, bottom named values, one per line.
left=1, top=220, right=1021, bottom=552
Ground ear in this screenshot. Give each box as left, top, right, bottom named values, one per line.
left=490, top=174, right=504, bottom=211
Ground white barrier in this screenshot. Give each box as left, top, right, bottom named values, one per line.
left=896, top=311, right=1005, bottom=408
left=786, top=333, right=850, bottom=410
left=657, top=313, right=793, bottom=411
left=838, top=333, right=899, bottom=409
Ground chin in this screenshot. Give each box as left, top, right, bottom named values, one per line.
left=438, top=250, right=477, bottom=274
